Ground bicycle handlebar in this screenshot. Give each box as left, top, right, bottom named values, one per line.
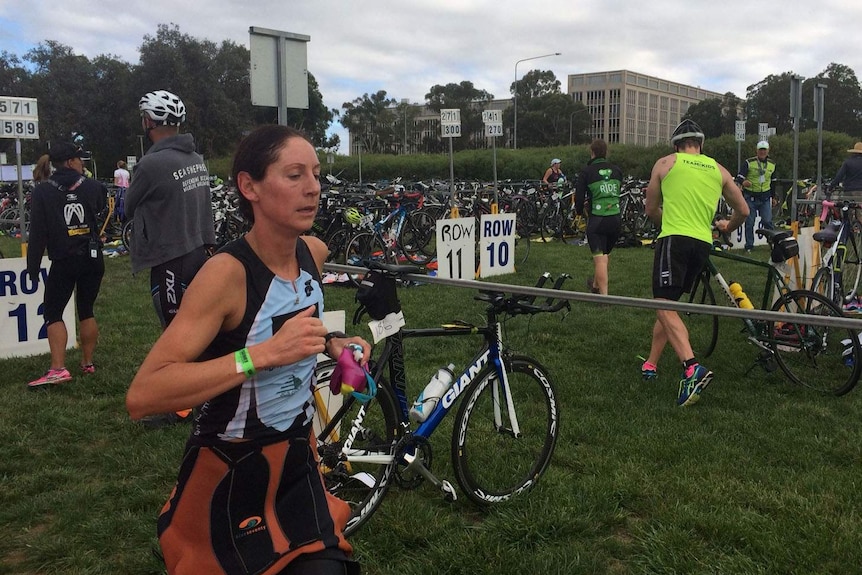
left=475, top=273, right=571, bottom=316
left=819, top=198, right=859, bottom=222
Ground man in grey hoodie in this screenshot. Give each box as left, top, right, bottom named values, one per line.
left=126, top=90, right=215, bottom=427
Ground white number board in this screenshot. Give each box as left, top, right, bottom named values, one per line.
left=442, top=124, right=462, bottom=137
left=0, top=257, right=77, bottom=359
left=0, top=97, right=38, bottom=117
left=758, top=123, right=769, bottom=138
left=435, top=217, right=475, bottom=279
left=479, top=213, right=516, bottom=277
left=482, top=110, right=502, bottom=123
left=485, top=123, right=503, bottom=137
left=440, top=109, right=461, bottom=124
left=735, top=120, right=746, bottom=142
left=441, top=108, right=461, bottom=139
left=0, top=96, right=39, bottom=140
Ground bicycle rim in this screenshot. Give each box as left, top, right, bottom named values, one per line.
left=811, top=267, right=839, bottom=308
left=841, top=227, right=862, bottom=303
left=121, top=219, right=133, bottom=251
left=769, top=290, right=862, bottom=395
left=314, top=360, right=400, bottom=537
left=400, top=209, right=437, bottom=265
left=451, top=356, right=559, bottom=505
left=685, top=273, right=718, bottom=358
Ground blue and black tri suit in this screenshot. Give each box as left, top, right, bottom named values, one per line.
left=156, top=236, right=355, bottom=575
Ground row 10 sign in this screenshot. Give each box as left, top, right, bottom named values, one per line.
left=0, top=96, right=39, bottom=139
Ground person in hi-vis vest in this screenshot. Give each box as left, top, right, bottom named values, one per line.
left=735, top=140, right=776, bottom=252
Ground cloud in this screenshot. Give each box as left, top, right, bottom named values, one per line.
left=2, top=0, right=860, bottom=150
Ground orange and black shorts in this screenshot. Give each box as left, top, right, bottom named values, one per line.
left=157, top=431, right=354, bottom=575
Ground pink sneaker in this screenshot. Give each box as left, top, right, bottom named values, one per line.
left=28, top=368, right=72, bottom=389
left=81, top=364, right=95, bottom=375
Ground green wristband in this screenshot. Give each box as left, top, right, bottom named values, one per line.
left=235, top=347, right=256, bottom=378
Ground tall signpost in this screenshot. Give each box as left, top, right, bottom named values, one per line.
left=482, top=109, right=503, bottom=208
left=735, top=119, right=746, bottom=174
left=814, top=83, right=827, bottom=193
left=789, top=75, right=803, bottom=223
left=0, top=96, right=39, bottom=244
left=440, top=109, right=461, bottom=217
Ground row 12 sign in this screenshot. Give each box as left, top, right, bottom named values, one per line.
left=0, top=96, right=39, bottom=140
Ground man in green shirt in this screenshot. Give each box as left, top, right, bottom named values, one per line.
left=643, top=120, right=748, bottom=407
left=575, top=139, right=623, bottom=295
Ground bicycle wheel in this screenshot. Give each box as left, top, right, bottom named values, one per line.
left=344, top=231, right=392, bottom=287
left=811, top=266, right=839, bottom=308
left=121, top=219, right=133, bottom=251
left=400, top=209, right=436, bottom=265
left=840, top=224, right=862, bottom=303
left=539, top=208, right=563, bottom=243
left=685, top=271, right=719, bottom=358
left=325, top=227, right=352, bottom=263
left=769, top=289, right=862, bottom=395
left=313, top=360, right=401, bottom=537
left=451, top=355, right=559, bottom=505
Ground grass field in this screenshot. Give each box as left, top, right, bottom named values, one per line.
left=1, top=235, right=861, bottom=575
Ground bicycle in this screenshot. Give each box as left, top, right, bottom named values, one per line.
left=314, top=262, right=569, bottom=536
left=684, top=227, right=862, bottom=395
left=343, top=194, right=434, bottom=285
left=811, top=198, right=862, bottom=309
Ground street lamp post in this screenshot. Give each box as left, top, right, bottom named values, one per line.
left=513, top=52, right=561, bottom=150
left=569, top=108, right=591, bottom=146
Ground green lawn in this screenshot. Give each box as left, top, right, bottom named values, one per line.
left=1, top=237, right=860, bottom=575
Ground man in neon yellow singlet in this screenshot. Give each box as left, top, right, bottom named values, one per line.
left=643, top=119, right=748, bottom=406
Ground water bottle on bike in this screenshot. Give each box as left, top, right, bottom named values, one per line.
left=409, top=364, right=456, bottom=423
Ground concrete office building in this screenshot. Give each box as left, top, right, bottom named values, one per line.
left=567, top=70, right=724, bottom=146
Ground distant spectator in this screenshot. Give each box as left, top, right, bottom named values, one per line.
left=113, top=160, right=130, bottom=221
left=542, top=158, right=566, bottom=186
left=829, top=142, right=862, bottom=201
left=735, top=140, right=776, bottom=253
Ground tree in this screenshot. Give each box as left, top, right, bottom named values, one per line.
left=744, top=72, right=797, bottom=135
left=425, top=81, right=494, bottom=151
left=506, top=69, right=587, bottom=147
left=283, top=73, right=340, bottom=150
left=807, top=63, right=862, bottom=137
left=683, top=98, right=724, bottom=138
left=340, top=90, right=398, bottom=154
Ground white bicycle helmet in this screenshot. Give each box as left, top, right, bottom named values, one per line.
left=139, top=90, right=186, bottom=126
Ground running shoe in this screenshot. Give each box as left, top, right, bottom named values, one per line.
left=81, top=363, right=95, bottom=375
left=585, top=276, right=599, bottom=294
left=676, top=364, right=714, bottom=407
left=638, top=356, right=657, bottom=381
left=28, top=368, right=72, bottom=390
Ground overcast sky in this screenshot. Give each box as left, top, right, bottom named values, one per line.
left=1, top=0, right=860, bottom=152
